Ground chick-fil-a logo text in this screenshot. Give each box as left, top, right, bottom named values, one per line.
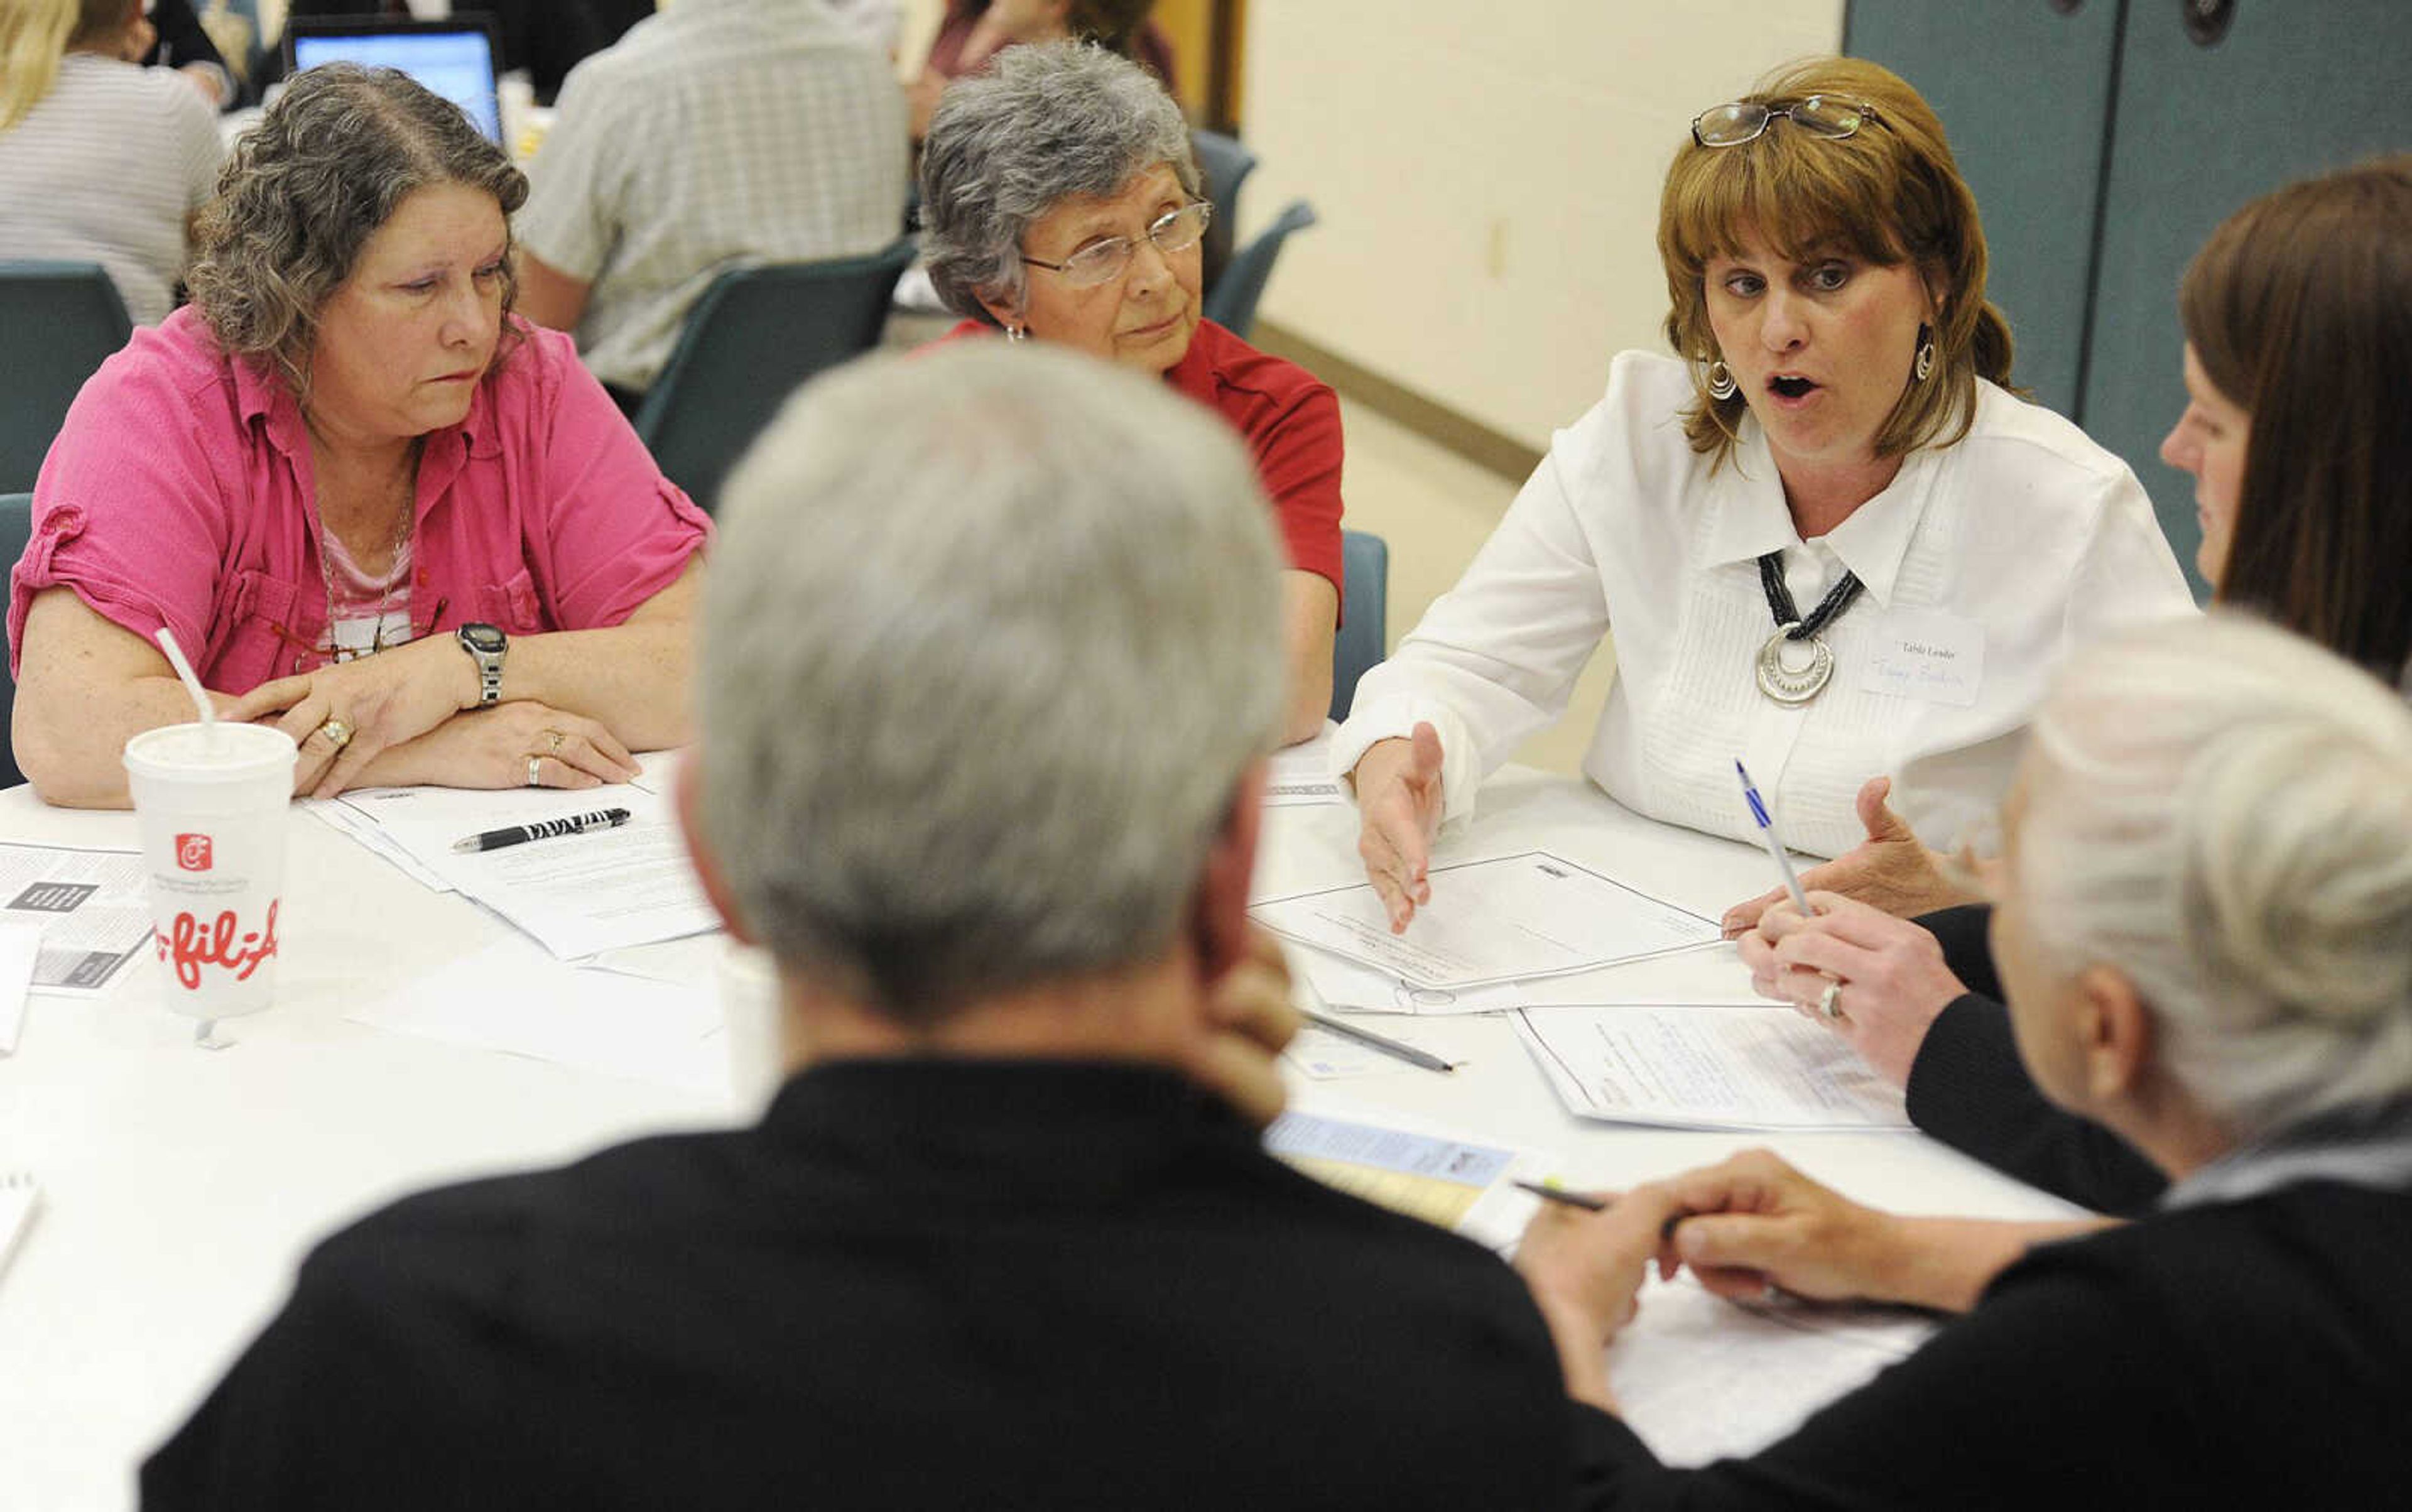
left=156, top=900, right=280, bottom=989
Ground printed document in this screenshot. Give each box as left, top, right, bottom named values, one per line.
left=0, top=841, right=153, bottom=995
left=1251, top=851, right=1717, bottom=989
left=1263, top=725, right=1346, bottom=808
left=1264, top=1105, right=1553, bottom=1251
left=318, top=781, right=718, bottom=959
left=1612, top=1271, right=1935, bottom=1466
left=1513, top=1005, right=1911, bottom=1130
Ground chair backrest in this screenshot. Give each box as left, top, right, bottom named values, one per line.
left=633, top=238, right=916, bottom=513
left=1190, top=128, right=1257, bottom=280
left=0, top=492, right=33, bottom=789
left=1202, top=201, right=1316, bottom=341
left=0, top=263, right=131, bottom=494
left=1330, top=528, right=1388, bottom=724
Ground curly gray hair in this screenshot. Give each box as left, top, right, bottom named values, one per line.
left=186, top=64, right=528, bottom=399
left=920, top=41, right=1198, bottom=325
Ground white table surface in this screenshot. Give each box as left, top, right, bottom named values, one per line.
left=0, top=768, right=2076, bottom=1511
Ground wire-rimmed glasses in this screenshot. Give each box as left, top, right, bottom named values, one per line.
left=1021, top=202, right=1213, bottom=288
left=1691, top=96, right=1881, bottom=149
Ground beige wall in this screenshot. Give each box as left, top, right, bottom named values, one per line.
left=1240, top=1, right=1844, bottom=454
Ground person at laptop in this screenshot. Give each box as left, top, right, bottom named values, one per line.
left=513, top=0, right=910, bottom=417
left=138, top=342, right=1600, bottom=1509
left=9, top=65, right=707, bottom=806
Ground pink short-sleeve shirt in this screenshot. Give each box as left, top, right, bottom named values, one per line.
left=8, top=308, right=711, bottom=691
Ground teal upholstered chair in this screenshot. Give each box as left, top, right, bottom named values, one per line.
left=1330, top=529, right=1389, bottom=723
left=633, top=239, right=915, bottom=513
left=0, top=262, right=131, bottom=494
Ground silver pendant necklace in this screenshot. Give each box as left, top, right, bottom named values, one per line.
left=1754, top=551, right=1864, bottom=705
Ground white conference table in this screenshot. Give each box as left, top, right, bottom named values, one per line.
left=0, top=766, right=2077, bottom=1511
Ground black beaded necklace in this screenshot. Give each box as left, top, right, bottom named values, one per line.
left=1752, top=550, right=1865, bottom=704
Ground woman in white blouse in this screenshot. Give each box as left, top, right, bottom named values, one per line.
left=1337, top=57, right=2193, bottom=931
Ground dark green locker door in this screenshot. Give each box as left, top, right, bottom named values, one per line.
left=1844, top=0, right=2119, bottom=418
left=2083, top=0, right=2412, bottom=593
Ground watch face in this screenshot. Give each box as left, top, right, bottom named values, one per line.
left=459, top=623, right=506, bottom=653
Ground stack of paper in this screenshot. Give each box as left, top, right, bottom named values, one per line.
left=312, top=780, right=718, bottom=959
left=1511, top=1005, right=1910, bottom=1131
left=1264, top=1104, right=1558, bottom=1252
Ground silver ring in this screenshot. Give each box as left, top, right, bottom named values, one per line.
left=524, top=756, right=544, bottom=788
left=1818, top=981, right=1845, bottom=1021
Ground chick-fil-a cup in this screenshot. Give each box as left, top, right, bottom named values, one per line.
left=122, top=722, right=298, bottom=1021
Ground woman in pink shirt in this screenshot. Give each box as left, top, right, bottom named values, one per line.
left=9, top=63, right=710, bottom=807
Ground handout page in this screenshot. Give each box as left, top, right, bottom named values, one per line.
left=1251, top=851, right=1718, bottom=990
left=0, top=841, right=153, bottom=995
left=1291, top=938, right=1757, bottom=1018
left=347, top=940, right=727, bottom=1096
left=1264, top=724, right=1345, bottom=808
left=1284, top=1019, right=1454, bottom=1080
left=1512, top=1006, right=1910, bottom=1130
left=323, top=781, right=718, bottom=959
left=1610, top=1270, right=1936, bottom=1466
left=1264, top=1102, right=1558, bottom=1252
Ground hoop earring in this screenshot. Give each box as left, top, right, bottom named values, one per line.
left=1913, top=327, right=1936, bottom=383
left=1706, top=359, right=1737, bottom=401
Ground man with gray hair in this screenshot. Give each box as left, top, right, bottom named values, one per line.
left=142, top=345, right=1596, bottom=1509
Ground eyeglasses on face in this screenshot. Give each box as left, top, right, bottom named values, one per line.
left=1691, top=95, right=1881, bottom=148
left=1021, top=201, right=1213, bottom=288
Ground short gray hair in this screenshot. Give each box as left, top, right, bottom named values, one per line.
left=2017, top=612, right=2412, bottom=1140
left=698, top=342, right=1285, bottom=1023
left=187, top=64, right=528, bottom=398
left=920, top=41, right=1198, bottom=326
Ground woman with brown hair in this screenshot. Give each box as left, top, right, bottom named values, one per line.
left=1737, top=158, right=2412, bottom=1213
left=1337, top=56, right=2194, bottom=932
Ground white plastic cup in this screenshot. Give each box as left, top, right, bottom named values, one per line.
left=122, top=722, right=298, bottom=1021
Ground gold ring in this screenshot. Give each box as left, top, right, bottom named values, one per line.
left=318, top=717, right=354, bottom=751
left=525, top=756, right=544, bottom=788
left=545, top=729, right=565, bottom=754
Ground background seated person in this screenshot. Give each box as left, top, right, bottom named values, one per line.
left=8, top=64, right=708, bottom=808
left=513, top=0, right=910, bottom=414
left=0, top=0, right=222, bottom=329
left=1737, top=158, right=2412, bottom=1214
left=141, top=344, right=1598, bottom=1510
left=1335, top=58, right=2194, bottom=934
left=908, top=0, right=1174, bottom=143
left=1518, top=612, right=2412, bottom=1508
left=920, top=42, right=1342, bottom=743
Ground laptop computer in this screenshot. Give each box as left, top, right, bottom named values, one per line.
left=283, top=14, right=504, bottom=145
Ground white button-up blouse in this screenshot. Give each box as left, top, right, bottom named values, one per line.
left=1333, top=351, right=2198, bottom=858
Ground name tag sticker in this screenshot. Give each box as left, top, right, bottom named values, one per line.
left=1859, top=609, right=1984, bottom=707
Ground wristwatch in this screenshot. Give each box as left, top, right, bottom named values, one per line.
left=456, top=623, right=508, bottom=707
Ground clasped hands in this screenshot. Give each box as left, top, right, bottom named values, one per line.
left=227, top=636, right=636, bottom=798
left=1513, top=1150, right=1908, bottom=1411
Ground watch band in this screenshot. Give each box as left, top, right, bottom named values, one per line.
left=458, top=624, right=506, bottom=708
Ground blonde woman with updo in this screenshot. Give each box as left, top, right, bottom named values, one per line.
left=1337, top=57, right=2196, bottom=933
left=0, top=0, right=222, bottom=326
left=1516, top=612, right=2412, bottom=1506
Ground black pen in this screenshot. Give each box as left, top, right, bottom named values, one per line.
left=1514, top=1179, right=1609, bottom=1212
left=1299, top=1008, right=1455, bottom=1074
left=450, top=806, right=633, bottom=854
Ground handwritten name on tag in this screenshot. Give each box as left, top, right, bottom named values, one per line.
left=1859, top=609, right=1984, bottom=707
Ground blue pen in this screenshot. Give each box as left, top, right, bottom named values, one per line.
left=1734, top=760, right=1812, bottom=916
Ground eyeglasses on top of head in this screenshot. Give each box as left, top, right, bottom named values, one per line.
left=1691, top=95, right=1882, bottom=149
left=1021, top=201, right=1213, bottom=288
